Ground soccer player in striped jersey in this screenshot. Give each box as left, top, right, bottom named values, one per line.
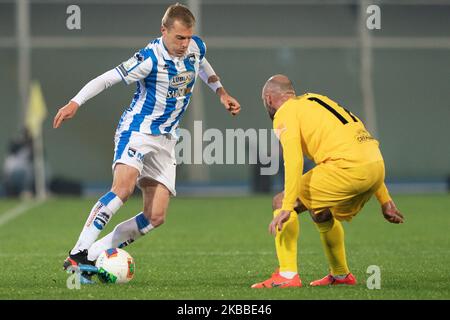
left=53, top=3, right=240, bottom=282
left=251, top=75, right=404, bottom=288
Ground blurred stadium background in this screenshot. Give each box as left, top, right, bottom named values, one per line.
left=0, top=0, right=449, bottom=197
left=0, top=0, right=449, bottom=301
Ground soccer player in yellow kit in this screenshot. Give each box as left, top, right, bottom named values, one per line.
left=252, top=75, right=404, bottom=288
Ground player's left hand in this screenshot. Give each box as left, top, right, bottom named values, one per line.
left=269, top=210, right=291, bottom=236
left=381, top=200, right=405, bottom=224
left=53, top=100, right=80, bottom=128
left=218, top=89, right=241, bottom=116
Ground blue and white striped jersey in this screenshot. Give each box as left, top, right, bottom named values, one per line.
left=115, top=36, right=207, bottom=136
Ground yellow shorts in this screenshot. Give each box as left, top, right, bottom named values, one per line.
left=299, top=161, right=385, bottom=221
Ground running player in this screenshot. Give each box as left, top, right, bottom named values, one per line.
left=53, top=3, right=241, bottom=283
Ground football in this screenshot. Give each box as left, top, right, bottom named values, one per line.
left=95, top=248, right=135, bottom=284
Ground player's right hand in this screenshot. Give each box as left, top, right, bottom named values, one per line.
left=53, top=101, right=80, bottom=128
left=381, top=200, right=405, bottom=224
left=269, top=210, right=291, bottom=236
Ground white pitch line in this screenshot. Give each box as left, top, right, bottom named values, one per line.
left=0, top=200, right=45, bottom=227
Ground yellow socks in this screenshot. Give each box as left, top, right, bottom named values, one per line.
left=273, top=209, right=299, bottom=273
left=272, top=210, right=350, bottom=277
left=315, top=217, right=349, bottom=276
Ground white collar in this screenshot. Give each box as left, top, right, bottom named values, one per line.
left=159, top=37, right=188, bottom=62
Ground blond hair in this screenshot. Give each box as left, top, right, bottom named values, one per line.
left=162, top=3, right=196, bottom=29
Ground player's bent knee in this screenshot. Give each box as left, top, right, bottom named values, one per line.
left=309, top=209, right=333, bottom=223
left=111, top=186, right=135, bottom=202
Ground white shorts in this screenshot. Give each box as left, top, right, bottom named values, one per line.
left=113, top=130, right=177, bottom=196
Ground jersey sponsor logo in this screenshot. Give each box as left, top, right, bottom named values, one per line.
left=167, top=86, right=192, bottom=99
left=355, top=129, right=375, bottom=143
left=170, top=71, right=195, bottom=89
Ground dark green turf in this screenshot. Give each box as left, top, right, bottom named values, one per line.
left=0, top=195, right=449, bottom=299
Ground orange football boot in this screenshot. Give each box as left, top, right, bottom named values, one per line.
left=309, top=273, right=357, bottom=286
left=251, top=270, right=302, bottom=288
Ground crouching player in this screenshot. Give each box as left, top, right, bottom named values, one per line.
left=252, top=75, right=404, bottom=288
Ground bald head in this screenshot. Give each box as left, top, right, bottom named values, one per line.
left=262, top=74, right=295, bottom=97
left=262, top=74, right=296, bottom=120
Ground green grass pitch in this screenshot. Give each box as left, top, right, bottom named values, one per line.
left=0, top=194, right=449, bottom=300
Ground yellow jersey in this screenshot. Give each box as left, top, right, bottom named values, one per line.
left=273, top=93, right=390, bottom=211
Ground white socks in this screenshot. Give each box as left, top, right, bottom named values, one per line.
left=71, top=191, right=123, bottom=255
left=88, top=212, right=154, bottom=261
left=280, top=271, right=297, bottom=279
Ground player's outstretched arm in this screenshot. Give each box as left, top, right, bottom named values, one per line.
left=53, top=68, right=122, bottom=129
left=53, top=101, right=80, bottom=128
left=217, top=87, right=241, bottom=116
